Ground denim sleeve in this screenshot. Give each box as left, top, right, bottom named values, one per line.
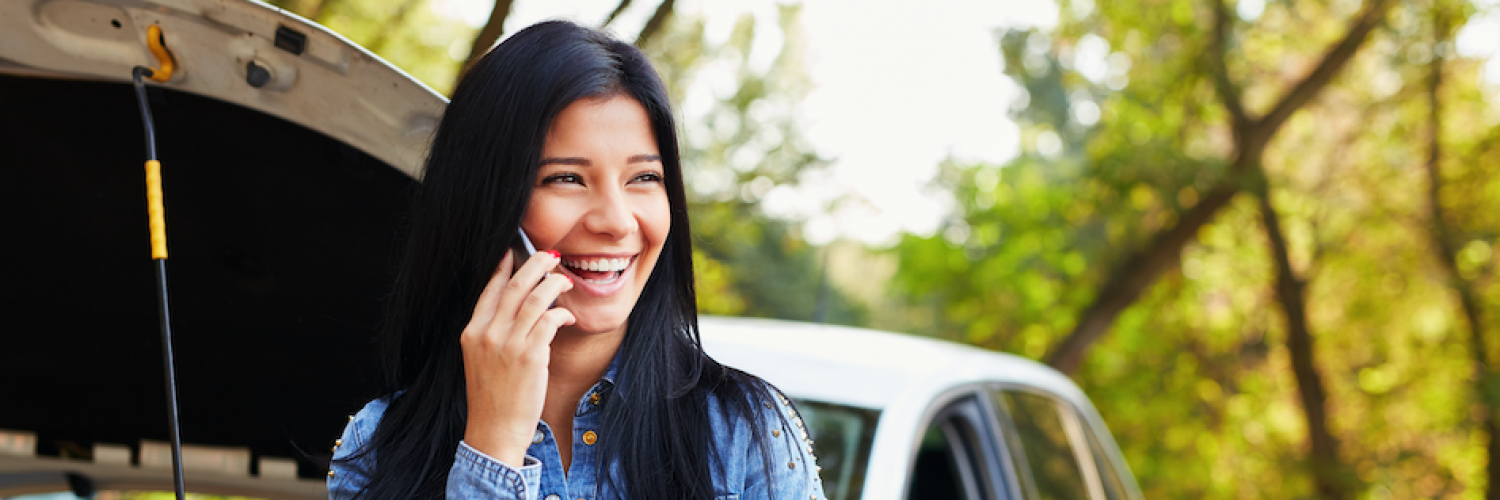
left=741, top=387, right=829, bottom=500
left=446, top=440, right=543, bottom=500
left=327, top=398, right=542, bottom=500
left=328, top=399, right=385, bottom=500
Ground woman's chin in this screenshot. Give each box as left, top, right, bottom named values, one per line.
left=558, top=310, right=630, bottom=338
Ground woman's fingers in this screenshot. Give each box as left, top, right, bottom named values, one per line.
left=528, top=307, right=575, bottom=348
left=467, top=248, right=571, bottom=355
left=465, top=249, right=515, bottom=333
left=506, top=272, right=573, bottom=347
left=495, top=250, right=561, bottom=318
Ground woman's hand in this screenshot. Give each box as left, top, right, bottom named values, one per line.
left=460, top=249, right=575, bottom=468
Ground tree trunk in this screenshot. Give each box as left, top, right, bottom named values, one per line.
left=458, top=0, right=516, bottom=83
left=1044, top=0, right=1394, bottom=375
left=1047, top=182, right=1239, bottom=373
left=1257, top=189, right=1350, bottom=500
left=601, top=0, right=634, bottom=29
left=1420, top=8, right=1498, bottom=499
left=634, top=0, right=675, bottom=48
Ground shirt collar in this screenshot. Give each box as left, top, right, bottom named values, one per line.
left=600, top=347, right=621, bottom=387
left=574, top=347, right=623, bottom=417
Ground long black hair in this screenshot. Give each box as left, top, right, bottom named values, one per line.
left=350, top=20, right=777, bottom=500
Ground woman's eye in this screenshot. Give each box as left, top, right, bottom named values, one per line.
left=632, top=172, right=663, bottom=184
left=541, top=173, right=583, bottom=185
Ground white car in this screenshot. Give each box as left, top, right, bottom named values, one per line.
left=0, top=1, right=1140, bottom=498
left=700, top=316, right=1143, bottom=500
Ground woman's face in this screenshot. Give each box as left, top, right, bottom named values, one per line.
left=521, top=95, right=670, bottom=338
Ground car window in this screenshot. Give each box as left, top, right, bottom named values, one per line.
left=907, top=424, right=971, bottom=500
left=992, top=390, right=1091, bottom=500
left=906, top=395, right=1000, bottom=500
left=797, top=400, right=879, bottom=500
left=1080, top=419, right=1128, bottom=500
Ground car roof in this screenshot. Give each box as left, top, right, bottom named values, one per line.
left=699, top=316, right=1134, bottom=500
left=699, top=317, right=1143, bottom=500
left=698, top=316, right=1091, bottom=412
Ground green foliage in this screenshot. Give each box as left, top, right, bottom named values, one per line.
left=886, top=0, right=1500, bottom=497
left=270, top=0, right=474, bottom=93
left=641, top=6, right=867, bottom=324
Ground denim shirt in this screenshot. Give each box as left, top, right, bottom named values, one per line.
left=327, top=359, right=827, bottom=500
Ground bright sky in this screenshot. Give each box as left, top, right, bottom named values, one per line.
left=429, top=0, right=1060, bottom=245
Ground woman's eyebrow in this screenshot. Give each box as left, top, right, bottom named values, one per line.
left=541, top=154, right=660, bottom=166
left=540, top=157, right=590, bottom=166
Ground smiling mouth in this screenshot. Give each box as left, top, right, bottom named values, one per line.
left=561, top=256, right=636, bottom=284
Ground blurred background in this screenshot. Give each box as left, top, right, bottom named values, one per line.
left=222, top=0, right=1500, bottom=497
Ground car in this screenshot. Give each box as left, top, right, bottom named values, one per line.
left=699, top=316, right=1143, bottom=500
left=1, top=0, right=441, bottom=497
left=0, top=1, right=1141, bottom=498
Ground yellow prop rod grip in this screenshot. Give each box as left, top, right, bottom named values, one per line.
left=146, top=160, right=168, bottom=259
left=145, top=25, right=175, bottom=83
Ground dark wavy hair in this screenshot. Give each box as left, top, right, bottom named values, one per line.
left=348, top=20, right=777, bottom=500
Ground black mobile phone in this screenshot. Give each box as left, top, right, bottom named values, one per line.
left=512, top=228, right=551, bottom=278
left=513, top=227, right=538, bottom=261
left=512, top=228, right=556, bottom=308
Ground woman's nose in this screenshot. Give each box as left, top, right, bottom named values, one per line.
left=582, top=187, right=638, bottom=238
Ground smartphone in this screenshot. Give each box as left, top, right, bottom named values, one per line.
left=512, top=228, right=550, bottom=275
left=512, top=228, right=555, bottom=308
left=513, top=227, right=539, bottom=265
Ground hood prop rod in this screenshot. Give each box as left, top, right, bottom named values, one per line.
left=132, top=24, right=186, bottom=500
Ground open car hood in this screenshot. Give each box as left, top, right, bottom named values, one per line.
left=0, top=0, right=447, bottom=497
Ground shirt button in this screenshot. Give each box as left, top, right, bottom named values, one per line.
left=589, top=393, right=600, bottom=405
left=582, top=430, right=598, bottom=445
left=532, top=430, right=544, bottom=444
left=545, top=495, right=560, bottom=500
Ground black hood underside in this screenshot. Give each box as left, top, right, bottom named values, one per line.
left=1, top=73, right=412, bottom=479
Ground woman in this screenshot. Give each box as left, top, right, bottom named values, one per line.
left=327, top=20, right=826, bottom=500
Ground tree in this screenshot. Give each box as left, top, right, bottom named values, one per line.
left=457, top=0, right=515, bottom=78
left=639, top=5, right=866, bottom=324
left=1422, top=3, right=1500, bottom=498
left=887, top=0, right=1500, bottom=496
left=455, top=0, right=678, bottom=85
left=1045, top=0, right=1392, bottom=376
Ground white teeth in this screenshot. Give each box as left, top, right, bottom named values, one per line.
left=581, top=274, right=621, bottom=285
left=565, top=257, right=630, bottom=272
